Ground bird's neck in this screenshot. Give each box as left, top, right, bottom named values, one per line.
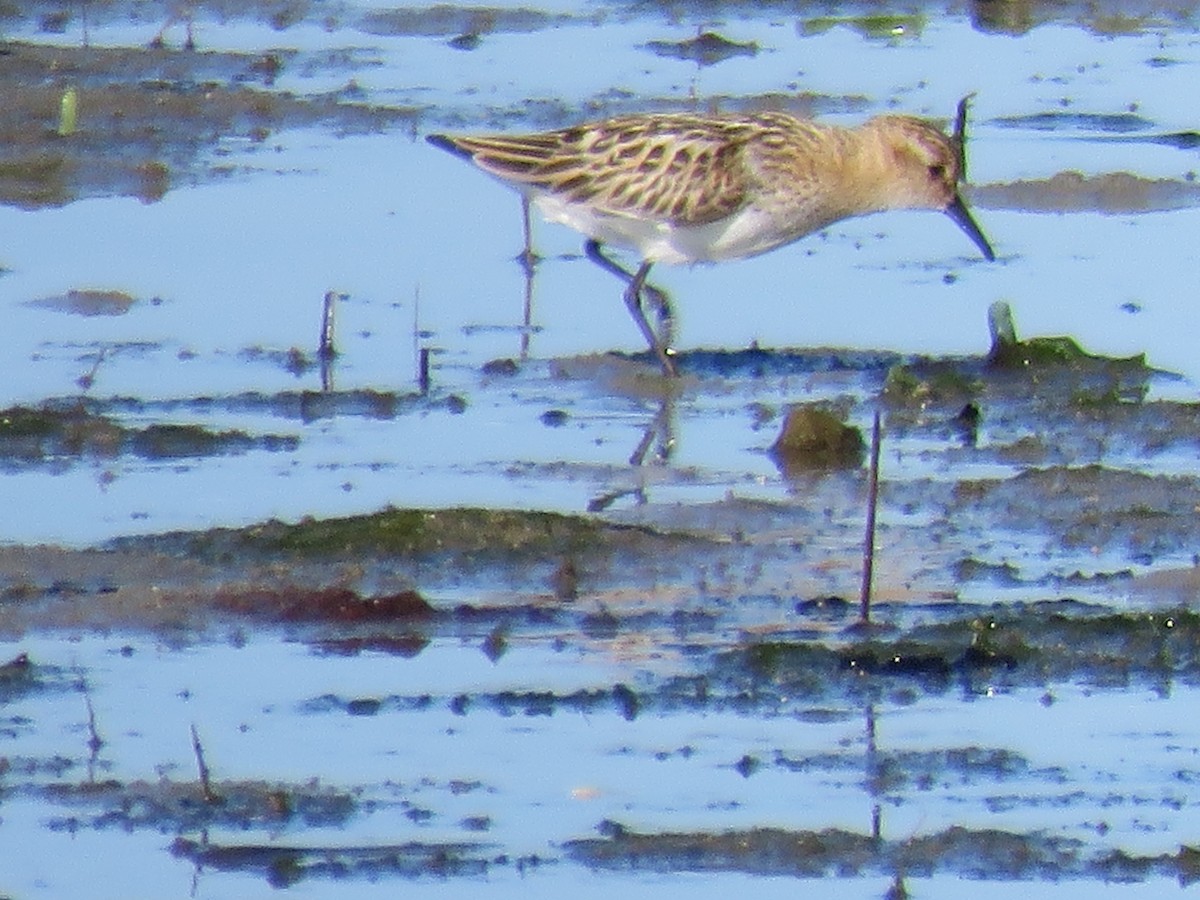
left=830, top=128, right=910, bottom=214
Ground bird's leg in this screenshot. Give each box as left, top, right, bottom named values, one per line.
left=516, top=196, right=539, bottom=275
left=584, top=240, right=677, bottom=376
left=624, top=263, right=678, bottom=377
left=641, top=281, right=675, bottom=360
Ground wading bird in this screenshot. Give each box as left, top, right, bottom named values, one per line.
left=428, top=97, right=994, bottom=376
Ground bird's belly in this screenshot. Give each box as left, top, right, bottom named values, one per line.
left=533, top=196, right=797, bottom=266
left=664, top=208, right=798, bottom=263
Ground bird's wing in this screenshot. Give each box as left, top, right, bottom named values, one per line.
left=433, top=115, right=755, bottom=227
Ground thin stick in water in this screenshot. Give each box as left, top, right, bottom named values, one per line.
left=190, top=723, right=218, bottom=804
left=84, top=690, right=103, bottom=753
left=859, top=409, right=883, bottom=623
left=419, top=346, right=431, bottom=394
left=412, top=284, right=432, bottom=392
left=319, top=290, right=338, bottom=360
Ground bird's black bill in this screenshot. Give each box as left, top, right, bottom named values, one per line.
left=952, top=93, right=975, bottom=180
left=945, top=194, right=995, bottom=261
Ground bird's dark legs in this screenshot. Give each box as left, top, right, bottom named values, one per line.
left=149, top=4, right=196, bottom=49
left=625, top=266, right=678, bottom=377
left=517, top=196, right=539, bottom=276
left=584, top=240, right=677, bottom=376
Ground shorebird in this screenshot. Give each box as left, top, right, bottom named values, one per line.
left=428, top=97, right=995, bottom=376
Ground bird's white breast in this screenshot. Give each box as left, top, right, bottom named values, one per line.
left=532, top=194, right=794, bottom=266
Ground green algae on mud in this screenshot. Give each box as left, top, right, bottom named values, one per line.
left=988, top=332, right=1147, bottom=372
left=171, top=506, right=694, bottom=559
left=881, top=330, right=1153, bottom=412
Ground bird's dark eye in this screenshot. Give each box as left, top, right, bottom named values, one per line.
left=928, top=164, right=946, bottom=180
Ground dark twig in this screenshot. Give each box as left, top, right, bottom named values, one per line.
left=858, top=409, right=882, bottom=624
left=77, top=672, right=104, bottom=783
left=190, top=723, right=218, bottom=804
left=76, top=348, right=106, bottom=392
left=83, top=690, right=103, bottom=754
left=412, top=285, right=432, bottom=393
left=418, top=346, right=431, bottom=394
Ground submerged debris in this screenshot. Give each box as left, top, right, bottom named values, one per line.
left=25, top=289, right=138, bottom=316
left=0, top=652, right=34, bottom=698
left=568, top=822, right=1200, bottom=883
left=724, top=605, right=1200, bottom=699
left=45, top=777, right=358, bottom=831
left=769, top=405, right=864, bottom=472
left=212, top=586, right=435, bottom=623
left=644, top=32, right=759, bottom=65
left=0, top=402, right=297, bottom=465
left=171, top=837, right=514, bottom=887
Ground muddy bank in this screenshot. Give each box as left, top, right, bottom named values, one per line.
left=0, top=40, right=415, bottom=209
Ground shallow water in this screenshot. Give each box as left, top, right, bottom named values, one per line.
left=3, top=2, right=1200, bottom=896
left=4, top=621, right=1200, bottom=897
